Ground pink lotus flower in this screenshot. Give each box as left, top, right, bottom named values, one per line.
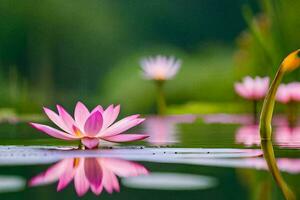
left=234, top=76, right=269, bottom=100
left=30, top=102, right=148, bottom=149
left=29, top=157, right=149, bottom=197
left=276, top=82, right=300, bottom=104
left=140, top=55, right=181, bottom=81
left=235, top=125, right=260, bottom=146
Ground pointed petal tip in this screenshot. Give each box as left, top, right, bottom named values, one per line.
left=56, top=104, right=62, bottom=110
left=114, top=104, right=121, bottom=111
left=29, top=122, right=38, bottom=129
left=76, top=100, right=83, bottom=105
left=42, top=106, right=48, bottom=111
left=138, top=118, right=146, bottom=123
left=139, top=135, right=149, bottom=140
left=42, top=107, right=54, bottom=116
left=27, top=179, right=35, bottom=187
left=56, top=184, right=64, bottom=192
left=75, top=101, right=88, bottom=109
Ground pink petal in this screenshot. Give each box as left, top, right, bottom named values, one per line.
left=84, top=111, right=103, bottom=136
left=74, top=101, right=90, bottom=131
left=102, top=134, right=148, bottom=143
left=101, top=158, right=149, bottom=177
left=29, top=159, right=70, bottom=186
left=30, top=123, right=78, bottom=140
left=102, top=105, right=120, bottom=130
left=57, top=159, right=76, bottom=191
left=91, top=105, right=104, bottom=114
left=91, top=184, right=103, bottom=195
left=234, top=83, right=249, bottom=99
left=106, top=105, right=120, bottom=128
left=110, top=173, right=120, bottom=192
left=100, top=115, right=144, bottom=137
left=102, top=168, right=119, bottom=194
left=81, top=138, right=99, bottom=149
left=74, top=162, right=90, bottom=197
left=43, top=107, right=71, bottom=133
left=84, top=158, right=103, bottom=189
left=57, top=105, right=75, bottom=131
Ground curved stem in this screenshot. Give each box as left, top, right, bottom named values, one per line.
left=260, top=68, right=284, bottom=140
left=259, top=50, right=300, bottom=200
left=261, top=140, right=295, bottom=200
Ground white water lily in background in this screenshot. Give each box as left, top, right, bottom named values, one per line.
left=140, top=55, right=181, bottom=81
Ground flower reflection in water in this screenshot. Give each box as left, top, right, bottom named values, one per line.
left=202, top=114, right=253, bottom=125
left=245, top=158, right=300, bottom=174
left=235, top=125, right=260, bottom=147
left=144, top=115, right=197, bottom=145
left=275, top=126, right=300, bottom=148
left=29, top=157, right=148, bottom=197
left=236, top=124, right=300, bottom=148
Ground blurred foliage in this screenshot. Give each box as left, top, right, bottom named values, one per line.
left=234, top=0, right=300, bottom=80
left=168, top=102, right=247, bottom=114
left=4, top=0, right=299, bottom=115
left=100, top=46, right=237, bottom=114
left=0, top=0, right=254, bottom=114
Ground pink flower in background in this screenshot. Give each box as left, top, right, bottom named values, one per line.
left=275, top=126, right=300, bottom=148
left=234, top=76, right=269, bottom=100
left=29, top=157, right=149, bottom=197
left=276, top=82, right=300, bottom=104
left=140, top=55, right=181, bottom=81
left=30, top=102, right=147, bottom=149
left=235, top=125, right=260, bottom=146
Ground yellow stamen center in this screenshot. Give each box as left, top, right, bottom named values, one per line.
left=73, top=158, right=80, bottom=168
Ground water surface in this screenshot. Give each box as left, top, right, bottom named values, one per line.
left=0, top=114, right=299, bottom=200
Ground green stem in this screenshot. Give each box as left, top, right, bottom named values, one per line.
left=259, top=67, right=295, bottom=199
left=155, top=81, right=167, bottom=115
left=78, top=140, right=85, bottom=150
left=260, top=67, right=284, bottom=140
left=261, top=140, right=295, bottom=200
left=259, top=50, right=300, bottom=200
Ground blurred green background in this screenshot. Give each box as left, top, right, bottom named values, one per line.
left=1, top=1, right=300, bottom=200
left=0, top=0, right=299, bottom=116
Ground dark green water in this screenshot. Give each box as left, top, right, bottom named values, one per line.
left=0, top=115, right=299, bottom=200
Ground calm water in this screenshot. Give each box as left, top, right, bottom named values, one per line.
left=0, top=114, right=299, bottom=200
